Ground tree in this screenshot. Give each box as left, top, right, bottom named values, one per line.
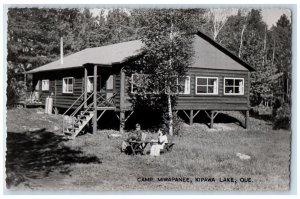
left=203, top=8, right=238, bottom=42
left=130, top=9, right=197, bottom=135
left=268, top=14, right=292, bottom=102
left=7, top=8, right=87, bottom=106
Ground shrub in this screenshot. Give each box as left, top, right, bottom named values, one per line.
left=162, top=112, right=185, bottom=136
left=273, top=103, right=291, bottom=130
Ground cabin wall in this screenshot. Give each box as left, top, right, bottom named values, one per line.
left=32, top=66, right=250, bottom=112
left=33, top=68, right=84, bottom=109
left=120, top=67, right=250, bottom=111
left=176, top=68, right=249, bottom=110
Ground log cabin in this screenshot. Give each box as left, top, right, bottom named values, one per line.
left=26, top=31, right=255, bottom=137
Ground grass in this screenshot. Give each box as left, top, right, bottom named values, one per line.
left=6, top=108, right=291, bottom=191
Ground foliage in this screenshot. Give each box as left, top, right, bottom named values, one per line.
left=273, top=103, right=291, bottom=130
left=7, top=8, right=291, bottom=127
left=162, top=112, right=185, bottom=136
left=217, top=9, right=291, bottom=107
left=127, top=9, right=203, bottom=134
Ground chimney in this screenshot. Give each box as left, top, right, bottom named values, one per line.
left=60, top=37, right=63, bottom=65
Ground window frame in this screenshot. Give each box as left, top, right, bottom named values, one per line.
left=178, top=76, right=191, bottom=95
left=41, top=79, right=49, bottom=91
left=195, top=76, right=219, bottom=95
left=62, top=77, right=74, bottom=94
left=223, top=77, right=245, bottom=95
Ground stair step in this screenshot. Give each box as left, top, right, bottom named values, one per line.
left=64, top=131, right=73, bottom=136
left=63, top=106, right=95, bottom=138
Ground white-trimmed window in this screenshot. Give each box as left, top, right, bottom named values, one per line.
left=178, top=76, right=190, bottom=94
left=196, top=77, right=218, bottom=95
left=42, top=80, right=49, bottom=91
left=63, top=77, right=74, bottom=93
left=224, top=78, right=244, bottom=95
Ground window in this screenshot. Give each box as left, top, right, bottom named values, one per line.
left=106, top=75, right=114, bottom=90
left=87, top=76, right=93, bottom=93
left=224, top=78, right=244, bottom=95
left=63, top=77, right=74, bottom=93
left=178, top=76, right=190, bottom=94
left=87, top=76, right=101, bottom=93
left=42, top=80, right=49, bottom=91
left=35, top=80, right=40, bottom=91
left=196, top=77, right=218, bottom=95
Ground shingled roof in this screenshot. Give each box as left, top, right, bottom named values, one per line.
left=27, top=31, right=255, bottom=73
left=27, top=40, right=143, bottom=73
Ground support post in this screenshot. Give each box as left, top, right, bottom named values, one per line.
left=119, top=68, right=125, bottom=133
left=84, top=67, right=88, bottom=108
left=93, top=65, right=97, bottom=134
left=189, top=110, right=193, bottom=125
left=210, top=111, right=215, bottom=129
left=245, top=110, right=249, bottom=129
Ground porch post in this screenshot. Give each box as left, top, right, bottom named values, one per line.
left=245, top=110, right=249, bottom=129
left=210, top=111, right=215, bottom=129
left=119, top=68, right=125, bottom=133
left=189, top=110, right=193, bottom=125
left=84, top=67, right=88, bottom=108
left=93, top=65, right=97, bottom=134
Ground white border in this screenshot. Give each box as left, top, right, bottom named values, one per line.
left=1, top=1, right=298, bottom=199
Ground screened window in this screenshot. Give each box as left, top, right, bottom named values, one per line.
left=224, top=78, right=244, bottom=95
left=196, top=77, right=218, bottom=94
left=42, top=80, right=49, bottom=91
left=63, top=77, right=74, bottom=93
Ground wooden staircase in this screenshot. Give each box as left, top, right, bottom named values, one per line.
left=63, top=110, right=94, bottom=139
left=62, top=91, right=116, bottom=139
left=62, top=92, right=95, bottom=139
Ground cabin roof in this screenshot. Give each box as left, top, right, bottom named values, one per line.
left=191, top=31, right=255, bottom=71
left=27, top=40, right=143, bottom=73
left=27, top=31, right=255, bottom=74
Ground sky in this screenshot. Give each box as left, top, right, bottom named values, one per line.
left=261, top=8, right=291, bottom=28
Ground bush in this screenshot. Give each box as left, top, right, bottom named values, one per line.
left=162, top=112, right=185, bottom=136
left=273, top=103, right=291, bottom=130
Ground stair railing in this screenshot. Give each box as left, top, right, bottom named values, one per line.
left=62, top=91, right=94, bottom=133
left=63, top=92, right=85, bottom=115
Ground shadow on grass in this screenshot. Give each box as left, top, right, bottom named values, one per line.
left=6, top=128, right=101, bottom=188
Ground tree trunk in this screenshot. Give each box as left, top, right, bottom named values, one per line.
left=272, top=39, right=276, bottom=66
left=262, top=25, right=267, bottom=66
left=238, top=24, right=246, bottom=58
left=167, top=90, right=173, bottom=136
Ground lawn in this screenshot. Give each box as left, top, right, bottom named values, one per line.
left=5, top=108, right=291, bottom=191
